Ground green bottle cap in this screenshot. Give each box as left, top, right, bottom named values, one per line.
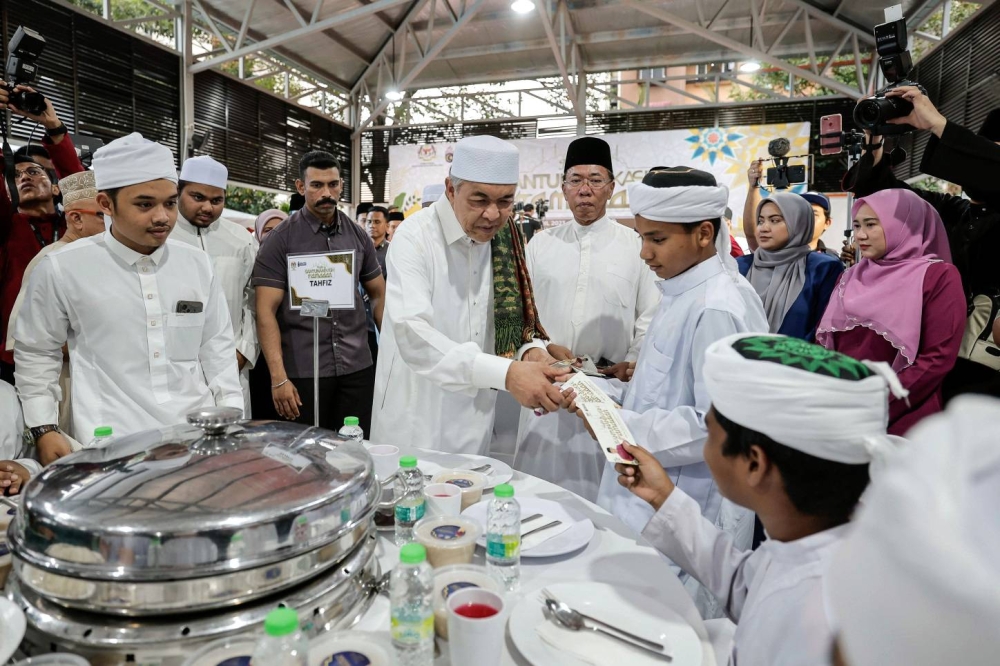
left=400, top=543, right=427, bottom=564
left=494, top=483, right=514, bottom=498
left=344, top=416, right=359, bottom=426
left=263, top=607, right=299, bottom=637
left=94, top=426, right=113, bottom=437
left=399, top=456, right=418, bottom=468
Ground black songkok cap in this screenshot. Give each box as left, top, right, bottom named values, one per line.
left=388, top=211, right=405, bottom=222
left=641, top=165, right=718, bottom=188
left=564, top=136, right=613, bottom=174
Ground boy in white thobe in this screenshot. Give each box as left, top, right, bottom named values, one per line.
left=616, top=333, right=905, bottom=666
left=515, top=137, right=659, bottom=500
left=828, top=396, right=1000, bottom=666
left=171, top=156, right=258, bottom=415
left=566, top=166, right=767, bottom=536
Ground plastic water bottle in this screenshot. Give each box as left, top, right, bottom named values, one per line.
left=486, top=483, right=521, bottom=592
left=390, top=543, right=434, bottom=666
left=338, top=416, right=364, bottom=442
left=90, top=426, right=114, bottom=448
left=250, top=607, right=308, bottom=666
left=394, top=456, right=426, bottom=546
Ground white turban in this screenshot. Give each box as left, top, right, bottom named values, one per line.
left=93, top=132, right=178, bottom=191
left=827, top=396, right=1000, bottom=666
left=703, top=333, right=907, bottom=464
left=422, top=182, right=445, bottom=204
left=179, top=155, right=228, bottom=189
left=627, top=181, right=729, bottom=223
left=449, top=136, right=519, bottom=185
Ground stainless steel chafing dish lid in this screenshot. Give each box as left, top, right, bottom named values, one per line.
left=8, top=408, right=378, bottom=581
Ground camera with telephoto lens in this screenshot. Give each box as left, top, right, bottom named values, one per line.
left=534, top=198, right=549, bottom=220
left=852, top=16, right=926, bottom=135
left=3, top=26, right=48, bottom=117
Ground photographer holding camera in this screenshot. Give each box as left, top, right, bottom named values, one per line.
left=844, top=88, right=1000, bottom=400
left=0, top=81, right=86, bottom=384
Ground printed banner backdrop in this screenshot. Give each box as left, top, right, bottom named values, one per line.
left=388, top=122, right=812, bottom=229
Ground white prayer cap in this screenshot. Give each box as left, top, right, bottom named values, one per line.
left=93, top=132, right=177, bottom=191
left=628, top=166, right=729, bottom=223
left=828, top=396, right=1000, bottom=666
left=703, top=333, right=906, bottom=464
left=59, top=170, right=98, bottom=206
left=449, top=136, right=519, bottom=185
left=422, top=182, right=445, bottom=204
left=179, top=155, right=228, bottom=189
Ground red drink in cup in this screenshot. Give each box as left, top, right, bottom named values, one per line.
left=454, top=602, right=499, bottom=619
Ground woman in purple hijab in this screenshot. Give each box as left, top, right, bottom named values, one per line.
left=817, top=188, right=966, bottom=435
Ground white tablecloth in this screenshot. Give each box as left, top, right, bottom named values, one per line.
left=354, top=446, right=717, bottom=666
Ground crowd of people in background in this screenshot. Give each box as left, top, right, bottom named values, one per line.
left=2, top=73, right=1000, bottom=665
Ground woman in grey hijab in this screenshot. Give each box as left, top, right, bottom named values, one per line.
left=736, top=191, right=844, bottom=341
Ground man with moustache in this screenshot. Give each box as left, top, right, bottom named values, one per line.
left=254, top=151, right=386, bottom=432
left=14, top=133, right=242, bottom=464
left=513, top=137, right=660, bottom=500
left=171, top=156, right=258, bottom=415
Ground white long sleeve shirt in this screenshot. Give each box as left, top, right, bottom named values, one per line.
left=171, top=216, right=259, bottom=412
left=171, top=216, right=258, bottom=363
left=13, top=231, right=244, bottom=440
left=596, top=255, right=768, bottom=534
left=514, top=216, right=660, bottom=500
left=371, top=198, right=546, bottom=455
left=643, top=488, right=843, bottom=666
left=0, top=380, right=42, bottom=478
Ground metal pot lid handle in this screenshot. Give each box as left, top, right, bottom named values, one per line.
left=186, top=407, right=244, bottom=435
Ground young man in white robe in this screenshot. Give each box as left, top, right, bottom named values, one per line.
left=371, top=135, right=570, bottom=455
left=828, top=396, right=1000, bottom=666
left=616, top=333, right=905, bottom=665
left=565, top=166, right=768, bottom=536
left=14, top=133, right=243, bottom=464
left=170, top=156, right=258, bottom=415
left=515, top=137, right=659, bottom=500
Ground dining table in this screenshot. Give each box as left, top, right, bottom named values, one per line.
left=352, top=444, right=719, bottom=666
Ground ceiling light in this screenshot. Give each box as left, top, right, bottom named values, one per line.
left=385, top=89, right=405, bottom=101
left=739, top=61, right=761, bottom=73
left=511, top=0, right=535, bottom=13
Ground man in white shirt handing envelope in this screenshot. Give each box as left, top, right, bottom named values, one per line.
left=14, top=133, right=243, bottom=464
left=371, top=135, right=569, bottom=455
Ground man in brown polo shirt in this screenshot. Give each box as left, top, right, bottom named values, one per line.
left=253, top=151, right=386, bottom=432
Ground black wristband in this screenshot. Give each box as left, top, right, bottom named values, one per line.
left=45, top=123, right=68, bottom=137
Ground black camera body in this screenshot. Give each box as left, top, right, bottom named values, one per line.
left=535, top=198, right=549, bottom=220
left=853, top=17, right=923, bottom=135
left=4, top=26, right=47, bottom=117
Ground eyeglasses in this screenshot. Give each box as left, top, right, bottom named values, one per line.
left=563, top=177, right=612, bottom=190
left=69, top=209, right=105, bottom=218
left=15, top=166, right=47, bottom=179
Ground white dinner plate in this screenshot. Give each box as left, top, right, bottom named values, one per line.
left=461, top=497, right=595, bottom=558
left=0, top=597, right=27, bottom=665
left=509, top=582, right=704, bottom=666
left=368, top=444, right=514, bottom=489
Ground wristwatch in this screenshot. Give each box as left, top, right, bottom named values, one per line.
left=29, top=424, right=60, bottom=442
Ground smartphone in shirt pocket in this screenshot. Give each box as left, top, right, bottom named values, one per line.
left=167, top=301, right=205, bottom=361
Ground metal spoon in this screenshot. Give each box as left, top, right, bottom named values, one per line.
left=543, top=598, right=672, bottom=661
left=423, top=463, right=492, bottom=480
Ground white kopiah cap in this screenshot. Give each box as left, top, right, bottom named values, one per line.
left=93, top=132, right=178, bottom=191
left=179, top=155, right=228, bottom=189
left=449, top=135, right=519, bottom=185
left=422, top=182, right=445, bottom=204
